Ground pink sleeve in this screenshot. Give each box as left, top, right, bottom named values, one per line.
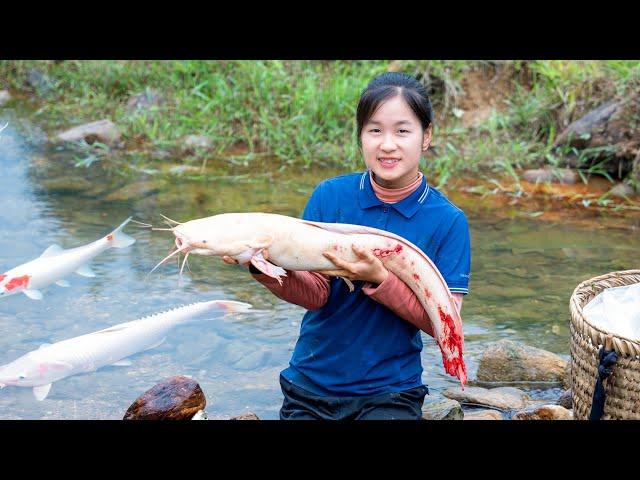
left=251, top=270, right=330, bottom=311
left=362, top=271, right=464, bottom=337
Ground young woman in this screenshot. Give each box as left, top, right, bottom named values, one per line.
left=225, top=72, right=471, bottom=420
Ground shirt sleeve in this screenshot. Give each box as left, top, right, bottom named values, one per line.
left=435, top=211, right=471, bottom=295
left=362, top=272, right=464, bottom=337
left=252, top=270, right=330, bottom=311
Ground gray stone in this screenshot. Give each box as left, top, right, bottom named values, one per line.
left=477, top=339, right=568, bottom=384
left=557, top=389, right=572, bottom=409
left=230, top=412, right=260, bottom=420
left=181, top=134, right=212, bottom=153
left=0, top=90, right=11, bottom=106
left=421, top=397, right=464, bottom=420
left=126, top=89, right=162, bottom=112
left=522, top=168, right=579, bottom=184
left=609, top=182, right=636, bottom=198
left=512, top=404, right=573, bottom=420
left=443, top=385, right=529, bottom=411
left=27, top=69, right=54, bottom=96
left=55, top=119, right=121, bottom=146
left=463, top=409, right=503, bottom=420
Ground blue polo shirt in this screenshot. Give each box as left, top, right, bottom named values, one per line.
left=281, top=171, right=471, bottom=397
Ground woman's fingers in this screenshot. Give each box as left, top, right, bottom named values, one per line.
left=316, top=269, right=352, bottom=278
left=222, top=255, right=238, bottom=265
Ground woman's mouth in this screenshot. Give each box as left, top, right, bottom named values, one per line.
left=378, top=158, right=400, bottom=169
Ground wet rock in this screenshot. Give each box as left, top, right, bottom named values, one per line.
left=553, top=97, right=640, bottom=183
left=463, top=409, right=503, bottom=420
left=511, top=404, right=573, bottom=420
left=0, top=90, right=11, bottom=106
left=557, top=389, right=572, bottom=409
left=40, top=176, right=93, bottom=194
left=609, top=182, right=636, bottom=198
left=104, top=179, right=166, bottom=201
left=230, top=412, right=260, bottom=420
left=477, top=339, right=567, bottom=383
left=123, top=375, right=206, bottom=420
left=421, top=397, right=464, bottom=420
left=522, top=168, right=579, bottom=184
left=563, top=359, right=572, bottom=389
left=126, top=89, right=162, bottom=112
left=181, top=134, right=212, bottom=153
left=443, top=386, right=529, bottom=411
left=55, top=119, right=121, bottom=146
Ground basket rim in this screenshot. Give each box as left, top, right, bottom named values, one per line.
left=570, top=269, right=640, bottom=356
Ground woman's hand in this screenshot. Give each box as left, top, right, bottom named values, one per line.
left=222, top=250, right=270, bottom=268
left=320, top=244, right=389, bottom=285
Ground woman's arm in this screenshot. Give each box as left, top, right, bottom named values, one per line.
left=251, top=269, right=331, bottom=311
left=362, top=271, right=464, bottom=337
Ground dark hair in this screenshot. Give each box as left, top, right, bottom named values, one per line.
left=356, top=72, right=433, bottom=139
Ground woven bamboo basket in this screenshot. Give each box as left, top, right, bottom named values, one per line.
left=569, top=269, right=640, bottom=420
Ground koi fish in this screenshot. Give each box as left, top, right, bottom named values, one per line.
left=153, top=212, right=467, bottom=387
left=0, top=299, right=252, bottom=400
left=0, top=217, right=135, bottom=300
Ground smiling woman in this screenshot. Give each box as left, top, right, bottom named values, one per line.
left=226, top=72, right=473, bottom=420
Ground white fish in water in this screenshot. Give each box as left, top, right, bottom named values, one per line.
left=0, top=299, right=252, bottom=400
left=0, top=217, right=135, bottom=300
left=153, top=212, right=467, bottom=387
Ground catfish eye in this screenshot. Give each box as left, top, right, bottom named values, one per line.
left=18, top=374, right=26, bottom=380
left=202, top=240, right=207, bottom=244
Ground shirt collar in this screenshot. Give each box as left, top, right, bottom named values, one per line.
left=357, top=170, right=430, bottom=219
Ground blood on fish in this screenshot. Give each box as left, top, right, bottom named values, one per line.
left=373, top=244, right=403, bottom=258
left=5, top=275, right=30, bottom=291
left=107, top=234, right=114, bottom=241
left=412, top=273, right=420, bottom=280
left=0, top=273, right=6, bottom=283
left=333, top=245, right=338, bottom=251
left=423, top=287, right=431, bottom=298
left=438, top=306, right=467, bottom=385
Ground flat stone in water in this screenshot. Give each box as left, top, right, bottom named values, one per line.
left=463, top=409, right=503, bottom=420
left=421, top=397, right=463, bottom=420
left=511, top=404, right=573, bottom=420
left=443, top=385, right=529, bottom=411
left=123, top=375, right=206, bottom=420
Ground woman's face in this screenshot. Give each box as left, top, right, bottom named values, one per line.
left=361, top=94, right=431, bottom=189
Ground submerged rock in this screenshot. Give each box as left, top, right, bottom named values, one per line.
left=421, top=397, right=464, bottom=420
left=230, top=412, right=260, bottom=420
left=477, top=339, right=567, bottom=383
left=55, top=119, right=121, bottom=146
left=0, top=90, right=11, bottom=106
left=26, top=69, right=54, bottom=97
left=511, top=404, right=573, bottom=420
left=557, top=389, right=572, bottom=409
left=123, top=375, right=206, bottom=420
left=443, top=386, right=529, bottom=411
left=522, top=168, right=579, bottom=184
left=463, top=409, right=503, bottom=420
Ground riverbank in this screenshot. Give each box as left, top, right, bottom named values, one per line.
left=1, top=60, right=639, bottom=221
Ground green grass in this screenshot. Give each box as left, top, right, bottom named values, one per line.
left=1, top=60, right=638, bottom=187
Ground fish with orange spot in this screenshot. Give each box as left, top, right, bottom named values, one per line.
left=0, top=218, right=135, bottom=300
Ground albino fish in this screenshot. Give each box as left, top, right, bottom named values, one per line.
left=0, top=299, right=252, bottom=400
left=0, top=217, right=135, bottom=300
left=154, top=212, right=467, bottom=387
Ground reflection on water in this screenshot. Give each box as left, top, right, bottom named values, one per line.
left=1, top=111, right=638, bottom=419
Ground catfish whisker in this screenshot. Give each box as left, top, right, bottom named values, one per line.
left=147, top=244, right=190, bottom=277
left=159, top=213, right=183, bottom=225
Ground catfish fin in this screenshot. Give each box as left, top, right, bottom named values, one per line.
left=33, top=383, right=52, bottom=401
left=250, top=251, right=287, bottom=285
left=111, top=359, right=132, bottom=367
left=75, top=264, right=96, bottom=278
left=55, top=279, right=70, bottom=288
left=23, top=289, right=43, bottom=300
left=144, top=337, right=166, bottom=351
left=40, top=244, right=64, bottom=258
left=247, top=234, right=274, bottom=250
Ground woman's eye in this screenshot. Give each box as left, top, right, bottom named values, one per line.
left=398, top=129, right=409, bottom=134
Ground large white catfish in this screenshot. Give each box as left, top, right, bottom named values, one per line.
left=0, top=217, right=135, bottom=300
left=158, top=212, right=467, bottom=387
left=0, top=299, right=252, bottom=400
